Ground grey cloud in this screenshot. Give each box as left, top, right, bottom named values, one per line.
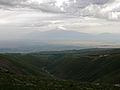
left=67, top=0, right=114, bottom=9
left=0, top=0, right=120, bottom=21
left=0, top=0, right=63, bottom=13
left=62, top=0, right=120, bottom=21
left=0, top=0, right=27, bottom=7
left=29, top=3, right=63, bottom=13
left=88, top=0, right=113, bottom=5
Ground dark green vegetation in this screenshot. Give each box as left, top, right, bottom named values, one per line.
left=0, top=48, right=120, bottom=89
left=0, top=72, right=119, bottom=90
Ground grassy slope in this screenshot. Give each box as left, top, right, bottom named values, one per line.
left=0, top=54, right=49, bottom=77
left=46, top=54, right=120, bottom=83
left=4, top=48, right=120, bottom=83
left=0, top=48, right=120, bottom=89
left=0, top=53, right=119, bottom=89
left=0, top=72, right=119, bottom=90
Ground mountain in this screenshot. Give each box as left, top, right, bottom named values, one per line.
left=25, top=29, right=91, bottom=41
left=25, top=30, right=120, bottom=42
left=0, top=30, right=120, bottom=53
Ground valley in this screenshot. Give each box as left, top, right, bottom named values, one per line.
left=0, top=48, right=120, bottom=89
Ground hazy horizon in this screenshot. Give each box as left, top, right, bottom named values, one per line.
left=0, top=0, right=120, bottom=50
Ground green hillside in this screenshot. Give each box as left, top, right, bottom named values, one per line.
left=0, top=72, right=119, bottom=90
left=46, top=54, right=120, bottom=83
left=0, top=48, right=120, bottom=89
left=44, top=48, right=120, bottom=83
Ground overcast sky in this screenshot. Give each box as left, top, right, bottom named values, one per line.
left=0, top=0, right=120, bottom=40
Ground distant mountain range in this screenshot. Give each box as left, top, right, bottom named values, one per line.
left=25, top=29, right=91, bottom=41
left=0, top=29, right=120, bottom=52
left=25, top=29, right=120, bottom=42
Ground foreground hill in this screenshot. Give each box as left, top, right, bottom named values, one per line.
left=0, top=72, right=119, bottom=90
left=0, top=48, right=120, bottom=89
left=47, top=54, right=120, bottom=83
left=45, top=48, right=120, bottom=83
left=0, top=54, right=49, bottom=77
left=0, top=54, right=119, bottom=89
